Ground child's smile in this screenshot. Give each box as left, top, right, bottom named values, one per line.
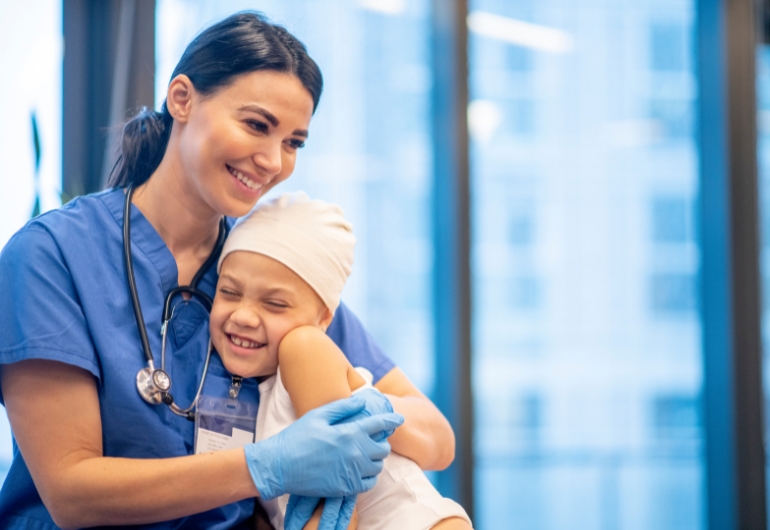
left=226, top=333, right=266, bottom=350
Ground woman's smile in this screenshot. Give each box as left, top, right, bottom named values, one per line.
left=226, top=164, right=268, bottom=194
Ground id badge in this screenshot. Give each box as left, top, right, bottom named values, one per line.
left=195, top=393, right=258, bottom=454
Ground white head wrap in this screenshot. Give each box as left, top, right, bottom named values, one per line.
left=218, top=192, right=355, bottom=313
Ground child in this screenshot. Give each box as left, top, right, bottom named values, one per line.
left=210, top=192, right=473, bottom=530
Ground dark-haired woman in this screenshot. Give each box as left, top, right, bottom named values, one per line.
left=0, top=12, right=454, bottom=530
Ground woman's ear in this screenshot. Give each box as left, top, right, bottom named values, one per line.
left=166, top=74, right=195, bottom=123
left=318, top=308, right=334, bottom=333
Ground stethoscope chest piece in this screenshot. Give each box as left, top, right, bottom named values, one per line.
left=136, top=366, right=172, bottom=405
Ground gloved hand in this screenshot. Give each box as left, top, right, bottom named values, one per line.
left=284, top=495, right=357, bottom=530
left=352, top=388, right=397, bottom=442
left=282, top=390, right=398, bottom=530
left=245, top=394, right=404, bottom=500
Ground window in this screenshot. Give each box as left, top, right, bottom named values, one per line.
left=509, top=207, right=535, bottom=246
left=507, top=46, right=533, bottom=72
left=0, top=0, right=62, bottom=484
left=649, top=99, right=693, bottom=140
left=650, top=273, right=696, bottom=314
left=651, top=394, right=700, bottom=443
left=756, top=44, right=770, bottom=526
left=511, top=99, right=536, bottom=136
left=471, top=2, right=703, bottom=528
left=511, top=393, right=542, bottom=445
left=651, top=23, right=687, bottom=72
left=652, top=196, right=689, bottom=243
left=510, top=276, right=542, bottom=311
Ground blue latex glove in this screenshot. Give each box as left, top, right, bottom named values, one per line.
left=284, top=496, right=319, bottom=530
left=245, top=394, right=404, bottom=500
left=284, top=495, right=356, bottom=530
left=354, top=388, right=397, bottom=442
left=283, top=390, right=399, bottom=530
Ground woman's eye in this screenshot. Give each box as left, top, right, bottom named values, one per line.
left=288, top=139, right=305, bottom=149
left=247, top=120, right=268, bottom=133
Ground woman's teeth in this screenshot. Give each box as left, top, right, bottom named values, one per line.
left=229, top=335, right=263, bottom=349
left=228, top=166, right=263, bottom=191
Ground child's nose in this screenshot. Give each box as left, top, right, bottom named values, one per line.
left=230, top=306, right=261, bottom=328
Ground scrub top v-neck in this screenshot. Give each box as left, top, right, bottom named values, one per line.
left=0, top=188, right=395, bottom=529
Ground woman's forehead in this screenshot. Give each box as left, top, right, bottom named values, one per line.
left=207, top=70, right=314, bottom=122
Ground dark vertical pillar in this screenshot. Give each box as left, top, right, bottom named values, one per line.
left=125, top=1, right=156, bottom=114
left=697, top=0, right=766, bottom=528
left=430, top=0, right=473, bottom=519
left=63, top=0, right=155, bottom=198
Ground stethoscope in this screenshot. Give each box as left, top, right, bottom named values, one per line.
left=123, top=185, right=233, bottom=421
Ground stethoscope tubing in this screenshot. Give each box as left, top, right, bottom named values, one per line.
left=123, top=184, right=227, bottom=419
left=124, top=185, right=155, bottom=368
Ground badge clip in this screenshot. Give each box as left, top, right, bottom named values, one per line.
left=229, top=375, right=243, bottom=403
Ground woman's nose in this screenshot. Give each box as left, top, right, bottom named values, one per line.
left=252, top=139, right=283, bottom=177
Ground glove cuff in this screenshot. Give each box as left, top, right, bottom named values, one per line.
left=244, top=441, right=284, bottom=500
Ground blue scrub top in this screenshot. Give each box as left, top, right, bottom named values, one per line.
left=0, top=188, right=395, bottom=529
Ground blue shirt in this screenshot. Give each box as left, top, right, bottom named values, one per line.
left=0, top=188, right=395, bottom=529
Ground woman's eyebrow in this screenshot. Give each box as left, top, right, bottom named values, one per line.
left=238, top=104, right=308, bottom=138
left=239, top=104, right=279, bottom=126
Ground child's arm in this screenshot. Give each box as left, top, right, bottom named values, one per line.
left=277, top=326, right=366, bottom=530
left=281, top=327, right=453, bottom=471
left=279, top=326, right=366, bottom=417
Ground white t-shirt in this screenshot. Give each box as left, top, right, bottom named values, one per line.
left=255, top=367, right=472, bottom=530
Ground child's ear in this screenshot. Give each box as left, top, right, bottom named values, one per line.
left=318, top=307, right=334, bottom=332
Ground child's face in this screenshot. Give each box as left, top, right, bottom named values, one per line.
left=210, top=251, right=333, bottom=378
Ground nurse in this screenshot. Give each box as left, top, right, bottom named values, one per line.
left=0, top=11, right=454, bottom=530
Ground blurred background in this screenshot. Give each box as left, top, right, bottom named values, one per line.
left=2, top=0, right=769, bottom=528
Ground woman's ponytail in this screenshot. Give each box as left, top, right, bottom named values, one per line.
left=108, top=105, right=173, bottom=188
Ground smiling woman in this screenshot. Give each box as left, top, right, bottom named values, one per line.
left=0, top=11, right=450, bottom=530
left=131, top=69, right=315, bottom=246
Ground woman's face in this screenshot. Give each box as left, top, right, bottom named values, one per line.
left=210, top=251, right=332, bottom=378
left=172, top=70, right=315, bottom=218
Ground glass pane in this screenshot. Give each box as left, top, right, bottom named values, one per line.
left=156, top=0, right=434, bottom=391
left=469, top=1, right=703, bottom=528
left=758, top=44, right=770, bottom=526
left=0, top=0, right=62, bottom=484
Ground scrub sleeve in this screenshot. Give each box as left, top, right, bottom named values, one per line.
left=0, top=188, right=395, bottom=530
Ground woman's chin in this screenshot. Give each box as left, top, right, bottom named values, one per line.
left=217, top=196, right=259, bottom=220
